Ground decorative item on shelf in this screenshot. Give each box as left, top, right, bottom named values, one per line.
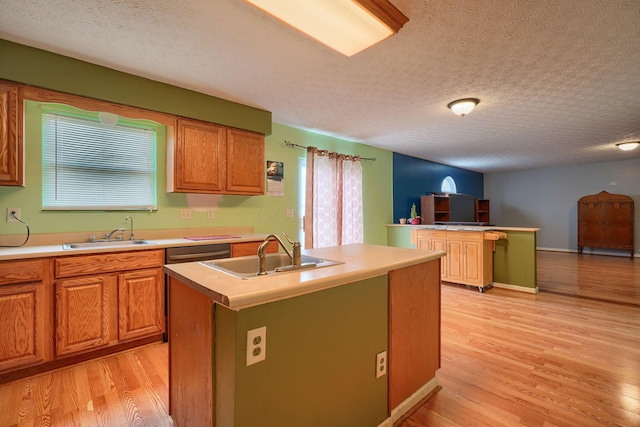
left=399, top=218, right=407, bottom=224
left=409, top=203, right=421, bottom=224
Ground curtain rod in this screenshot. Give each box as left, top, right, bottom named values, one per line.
left=284, top=141, right=376, bottom=161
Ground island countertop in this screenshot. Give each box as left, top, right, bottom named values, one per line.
left=164, top=243, right=445, bottom=310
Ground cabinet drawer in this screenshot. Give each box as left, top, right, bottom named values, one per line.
left=231, top=240, right=279, bottom=257
left=0, top=259, right=44, bottom=286
left=55, top=249, right=164, bottom=278
left=445, top=231, right=483, bottom=240
left=416, top=230, right=446, bottom=238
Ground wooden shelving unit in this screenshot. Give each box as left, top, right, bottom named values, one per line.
left=421, top=195, right=450, bottom=224
left=475, top=199, right=490, bottom=224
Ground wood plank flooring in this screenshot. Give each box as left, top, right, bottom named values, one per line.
left=537, top=250, right=640, bottom=306
left=1, top=251, right=638, bottom=426
left=0, top=343, right=171, bottom=427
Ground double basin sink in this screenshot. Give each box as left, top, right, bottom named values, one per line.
left=202, top=253, right=343, bottom=279
left=62, top=239, right=155, bottom=250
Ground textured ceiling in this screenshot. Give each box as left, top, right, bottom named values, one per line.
left=1, top=0, right=639, bottom=172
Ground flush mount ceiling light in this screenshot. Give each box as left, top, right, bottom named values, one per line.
left=447, top=98, right=480, bottom=117
left=245, top=0, right=408, bottom=57
left=616, top=141, right=639, bottom=151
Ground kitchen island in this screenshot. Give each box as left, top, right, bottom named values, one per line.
left=387, top=224, right=540, bottom=292
left=164, top=243, right=445, bottom=427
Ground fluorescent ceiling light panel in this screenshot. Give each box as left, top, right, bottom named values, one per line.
left=246, top=0, right=407, bottom=57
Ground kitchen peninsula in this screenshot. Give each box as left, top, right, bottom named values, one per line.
left=164, top=243, right=445, bottom=427
left=387, top=224, right=540, bottom=292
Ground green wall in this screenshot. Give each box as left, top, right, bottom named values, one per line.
left=0, top=40, right=394, bottom=245
left=215, top=275, right=389, bottom=427
left=0, top=39, right=271, bottom=134
left=493, top=230, right=537, bottom=289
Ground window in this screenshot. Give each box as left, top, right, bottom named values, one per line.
left=41, top=104, right=158, bottom=210
left=441, top=176, right=457, bottom=194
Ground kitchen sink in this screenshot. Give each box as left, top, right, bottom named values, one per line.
left=201, top=253, right=343, bottom=279
left=62, top=240, right=155, bottom=250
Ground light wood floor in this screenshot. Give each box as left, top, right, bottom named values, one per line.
left=1, top=252, right=638, bottom=426
left=537, top=250, right=640, bottom=306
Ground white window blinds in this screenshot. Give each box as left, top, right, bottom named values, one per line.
left=42, top=111, right=157, bottom=210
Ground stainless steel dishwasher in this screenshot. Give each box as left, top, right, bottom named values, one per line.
left=165, top=243, right=231, bottom=265
left=164, top=243, right=232, bottom=340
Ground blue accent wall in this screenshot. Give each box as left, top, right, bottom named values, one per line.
left=392, top=153, right=484, bottom=222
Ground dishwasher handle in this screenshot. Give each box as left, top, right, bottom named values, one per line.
left=167, top=250, right=231, bottom=262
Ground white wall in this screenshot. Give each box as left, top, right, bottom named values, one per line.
left=484, top=158, right=640, bottom=255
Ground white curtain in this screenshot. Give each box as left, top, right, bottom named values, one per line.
left=304, top=147, right=363, bottom=248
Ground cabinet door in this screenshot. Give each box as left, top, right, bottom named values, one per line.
left=175, top=118, right=226, bottom=192
left=578, top=201, right=604, bottom=246
left=0, top=282, right=46, bottom=371
left=445, top=239, right=464, bottom=283
left=226, top=128, right=264, bottom=194
left=56, top=275, right=115, bottom=357
left=415, top=235, right=431, bottom=251
left=604, top=201, right=633, bottom=246
left=431, top=237, right=447, bottom=279
left=118, top=269, right=165, bottom=341
left=462, top=240, right=483, bottom=286
left=0, top=81, right=22, bottom=186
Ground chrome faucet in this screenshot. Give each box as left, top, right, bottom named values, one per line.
left=257, top=233, right=301, bottom=275
left=125, top=215, right=134, bottom=240
left=105, top=227, right=126, bottom=240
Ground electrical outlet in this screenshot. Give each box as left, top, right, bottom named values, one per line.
left=207, top=209, right=215, bottom=219
left=6, top=208, right=21, bottom=223
left=180, top=209, right=192, bottom=220
left=246, top=326, right=267, bottom=366
left=285, top=208, right=294, bottom=218
left=376, top=351, right=387, bottom=378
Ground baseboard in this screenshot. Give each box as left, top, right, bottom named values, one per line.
left=537, top=247, right=637, bottom=258
left=387, top=376, right=440, bottom=425
left=492, top=282, right=539, bottom=293
left=537, top=247, right=574, bottom=253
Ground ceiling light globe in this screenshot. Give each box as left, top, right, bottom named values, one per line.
left=616, top=142, right=639, bottom=151
left=447, top=98, right=479, bottom=117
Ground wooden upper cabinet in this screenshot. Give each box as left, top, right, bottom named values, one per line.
left=226, top=128, right=265, bottom=194
left=173, top=118, right=226, bottom=193
left=169, top=118, right=265, bottom=195
left=0, top=81, right=23, bottom=186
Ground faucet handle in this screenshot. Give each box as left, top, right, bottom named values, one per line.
left=282, top=232, right=295, bottom=244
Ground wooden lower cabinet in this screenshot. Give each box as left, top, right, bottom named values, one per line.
left=118, top=269, right=164, bottom=341
left=416, top=230, right=493, bottom=290
left=55, top=275, right=116, bottom=357
left=0, top=259, right=52, bottom=372
left=54, top=249, right=165, bottom=358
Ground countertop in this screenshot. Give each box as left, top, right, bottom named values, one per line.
left=386, top=224, right=540, bottom=232
left=164, top=243, right=446, bottom=310
left=0, top=234, right=270, bottom=261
